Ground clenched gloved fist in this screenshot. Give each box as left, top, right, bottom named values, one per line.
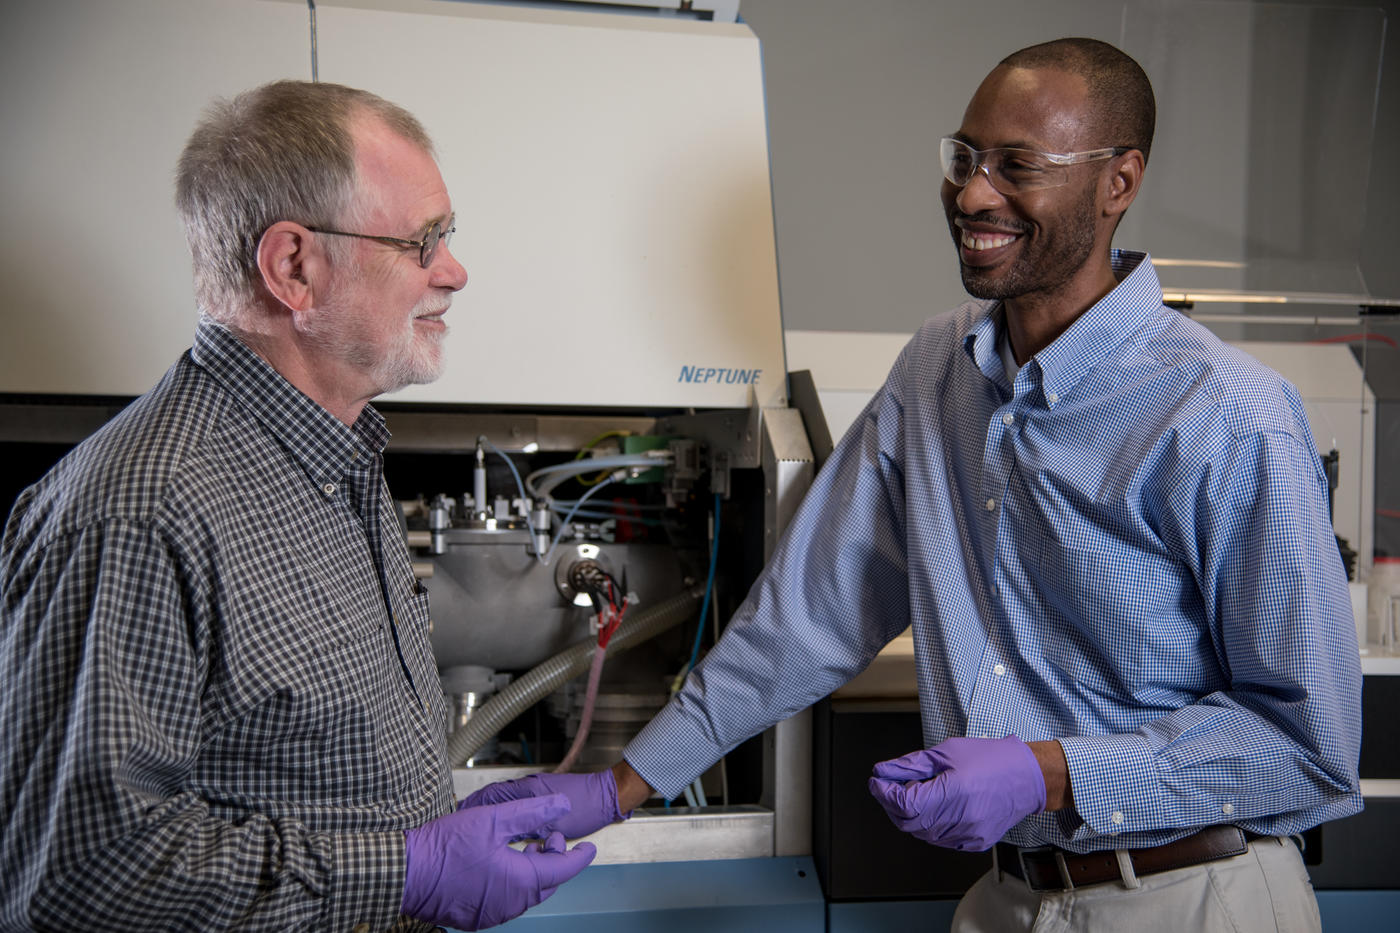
left=867, top=735, right=1046, bottom=852
left=460, top=769, right=627, bottom=840
left=401, top=794, right=596, bottom=931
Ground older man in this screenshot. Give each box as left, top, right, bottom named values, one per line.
left=471, top=38, right=1363, bottom=932
left=0, top=81, right=592, bottom=932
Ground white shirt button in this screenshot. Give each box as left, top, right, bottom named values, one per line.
left=1111, top=811, right=1124, bottom=825
left=993, top=664, right=1006, bottom=676
left=1002, top=413, right=1015, bottom=425
left=985, top=498, right=996, bottom=511
left=1047, top=392, right=1059, bottom=405
left=322, top=483, right=336, bottom=496
left=1222, top=802, right=1234, bottom=815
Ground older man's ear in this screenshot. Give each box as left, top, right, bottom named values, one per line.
left=255, top=221, right=325, bottom=313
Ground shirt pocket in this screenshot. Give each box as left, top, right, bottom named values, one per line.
left=1033, top=524, right=1202, bottom=704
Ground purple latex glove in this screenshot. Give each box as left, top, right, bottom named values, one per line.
left=459, top=770, right=626, bottom=840
left=401, top=794, right=597, bottom=931
left=867, top=736, right=1047, bottom=852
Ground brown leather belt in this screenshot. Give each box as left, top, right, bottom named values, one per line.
left=995, top=825, right=1254, bottom=893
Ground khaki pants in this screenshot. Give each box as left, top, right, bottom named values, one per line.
left=953, top=836, right=1321, bottom=933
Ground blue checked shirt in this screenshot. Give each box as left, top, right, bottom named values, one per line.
left=0, top=321, right=452, bottom=931
left=627, top=251, right=1364, bottom=852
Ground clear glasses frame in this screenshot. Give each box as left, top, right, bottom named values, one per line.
left=939, top=137, right=1130, bottom=195
left=308, top=213, right=456, bottom=268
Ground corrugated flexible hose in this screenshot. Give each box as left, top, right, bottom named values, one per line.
left=446, top=584, right=706, bottom=768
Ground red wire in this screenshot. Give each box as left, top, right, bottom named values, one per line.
left=1310, top=333, right=1399, bottom=350
left=596, top=578, right=624, bottom=648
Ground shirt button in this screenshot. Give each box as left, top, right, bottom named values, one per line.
left=1111, top=811, right=1125, bottom=825
left=1002, top=412, right=1014, bottom=425
left=322, top=483, right=336, bottom=496
left=1047, top=392, right=1059, bottom=405
left=993, top=664, right=1006, bottom=676
left=985, top=498, right=996, bottom=511
left=1222, top=802, right=1235, bottom=815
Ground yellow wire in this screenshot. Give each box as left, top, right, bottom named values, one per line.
left=573, top=430, right=632, bottom=487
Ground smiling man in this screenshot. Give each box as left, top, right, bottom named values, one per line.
left=941, top=41, right=1154, bottom=363
left=466, top=37, right=1363, bottom=933
left=0, top=81, right=594, bottom=932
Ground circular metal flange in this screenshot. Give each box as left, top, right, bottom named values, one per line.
left=553, top=542, right=617, bottom=607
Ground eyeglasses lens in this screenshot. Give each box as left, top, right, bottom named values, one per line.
left=420, top=224, right=440, bottom=268
left=419, top=218, right=455, bottom=268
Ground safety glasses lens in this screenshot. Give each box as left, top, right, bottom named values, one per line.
left=940, top=138, right=975, bottom=186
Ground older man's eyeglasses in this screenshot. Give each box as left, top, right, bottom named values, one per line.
left=939, top=137, right=1129, bottom=196
left=307, top=214, right=456, bottom=269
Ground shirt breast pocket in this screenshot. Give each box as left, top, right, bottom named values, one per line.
left=1033, top=523, right=1195, bottom=698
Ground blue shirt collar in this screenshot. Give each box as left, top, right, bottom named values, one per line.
left=962, top=250, right=1163, bottom=403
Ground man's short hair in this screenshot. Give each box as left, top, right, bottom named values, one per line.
left=175, top=80, right=435, bottom=327
left=1000, top=38, right=1155, bottom=163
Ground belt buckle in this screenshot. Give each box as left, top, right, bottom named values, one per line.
left=1016, top=846, right=1075, bottom=893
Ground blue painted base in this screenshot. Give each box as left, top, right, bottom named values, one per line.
left=476, top=856, right=825, bottom=932
left=829, top=899, right=959, bottom=932
left=454, top=863, right=1394, bottom=933
left=1316, top=890, right=1400, bottom=931
left=824, top=890, right=1400, bottom=932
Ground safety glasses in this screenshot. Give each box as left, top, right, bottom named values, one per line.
left=939, top=137, right=1128, bottom=195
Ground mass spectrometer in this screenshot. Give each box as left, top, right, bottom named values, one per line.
left=0, top=0, right=823, bottom=897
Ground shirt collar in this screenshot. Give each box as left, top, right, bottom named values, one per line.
left=964, top=304, right=1012, bottom=388
left=962, top=250, right=1162, bottom=403
left=190, top=319, right=389, bottom=489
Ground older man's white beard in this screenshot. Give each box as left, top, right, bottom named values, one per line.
left=304, top=293, right=450, bottom=396
left=371, top=296, right=450, bottom=392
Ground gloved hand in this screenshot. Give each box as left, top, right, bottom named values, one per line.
left=867, top=736, right=1046, bottom=852
left=401, top=794, right=597, bottom=931
left=459, top=769, right=627, bottom=840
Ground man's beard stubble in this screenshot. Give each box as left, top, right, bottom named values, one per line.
left=954, top=185, right=1097, bottom=303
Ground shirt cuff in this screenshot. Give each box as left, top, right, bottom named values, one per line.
left=623, top=699, right=727, bottom=800
left=1057, top=733, right=1160, bottom=838
left=319, top=830, right=408, bottom=933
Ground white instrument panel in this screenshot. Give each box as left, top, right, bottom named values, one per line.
left=0, top=0, right=787, bottom=409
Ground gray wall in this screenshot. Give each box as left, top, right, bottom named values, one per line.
left=740, top=0, right=1400, bottom=334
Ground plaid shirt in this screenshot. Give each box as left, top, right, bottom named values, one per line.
left=627, top=251, right=1363, bottom=852
left=1, top=321, right=452, bottom=931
